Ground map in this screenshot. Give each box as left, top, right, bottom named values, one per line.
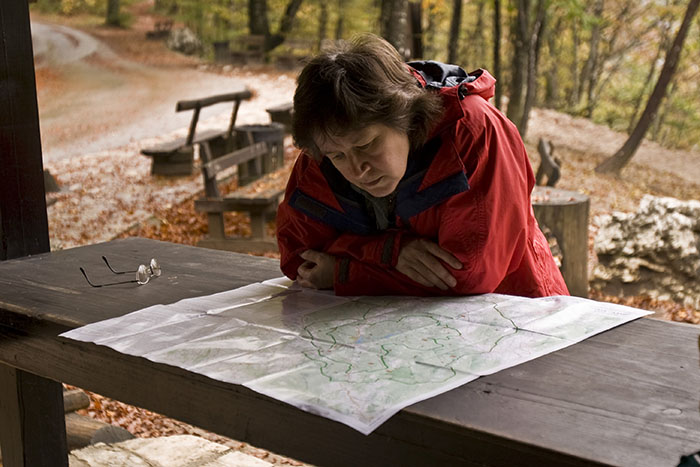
left=62, top=277, right=651, bottom=434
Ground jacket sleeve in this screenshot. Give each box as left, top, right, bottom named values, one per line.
left=437, top=100, right=536, bottom=295
left=276, top=155, right=407, bottom=281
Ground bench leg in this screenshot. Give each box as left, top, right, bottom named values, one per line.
left=207, top=213, right=226, bottom=240
left=249, top=213, right=267, bottom=239
left=0, top=365, right=68, bottom=467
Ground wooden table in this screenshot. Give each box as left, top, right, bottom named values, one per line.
left=1, top=238, right=699, bottom=466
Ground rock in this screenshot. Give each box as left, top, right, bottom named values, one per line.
left=69, top=435, right=273, bottom=466
left=166, top=28, right=202, bottom=56
left=592, top=195, right=700, bottom=308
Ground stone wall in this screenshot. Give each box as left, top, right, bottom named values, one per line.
left=592, top=195, right=700, bottom=308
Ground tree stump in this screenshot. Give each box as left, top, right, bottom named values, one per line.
left=532, top=186, right=590, bottom=297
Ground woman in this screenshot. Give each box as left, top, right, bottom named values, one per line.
left=276, top=34, right=568, bottom=297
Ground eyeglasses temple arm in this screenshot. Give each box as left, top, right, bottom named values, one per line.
left=80, top=267, right=138, bottom=287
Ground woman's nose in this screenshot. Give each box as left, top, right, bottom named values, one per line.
left=349, top=152, right=371, bottom=178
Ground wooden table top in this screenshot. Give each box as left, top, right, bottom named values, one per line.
left=1, top=237, right=699, bottom=466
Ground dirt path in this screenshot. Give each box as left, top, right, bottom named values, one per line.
left=32, top=19, right=253, bottom=162
left=34, top=14, right=297, bottom=250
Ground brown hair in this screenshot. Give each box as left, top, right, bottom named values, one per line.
left=292, top=34, right=443, bottom=160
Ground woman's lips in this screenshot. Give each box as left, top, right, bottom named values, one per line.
left=363, top=176, right=383, bottom=188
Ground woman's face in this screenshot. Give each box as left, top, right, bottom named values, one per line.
left=316, top=124, right=410, bottom=197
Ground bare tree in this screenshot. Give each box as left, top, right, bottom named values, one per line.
left=318, top=0, right=329, bottom=51
left=493, top=0, right=502, bottom=109
left=248, top=0, right=304, bottom=52
left=519, top=0, right=547, bottom=139
left=507, top=0, right=530, bottom=129
left=106, top=0, right=120, bottom=26
left=409, top=1, right=424, bottom=59
left=335, top=0, right=344, bottom=40
left=595, top=0, right=700, bottom=174
left=448, top=0, right=463, bottom=63
left=381, top=0, right=411, bottom=59
left=578, top=0, right=604, bottom=117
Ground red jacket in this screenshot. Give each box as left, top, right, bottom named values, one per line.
left=276, top=65, right=569, bottom=297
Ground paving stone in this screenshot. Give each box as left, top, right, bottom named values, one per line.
left=68, top=435, right=272, bottom=467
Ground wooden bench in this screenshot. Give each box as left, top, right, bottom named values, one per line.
left=141, top=90, right=252, bottom=176
left=195, top=140, right=285, bottom=253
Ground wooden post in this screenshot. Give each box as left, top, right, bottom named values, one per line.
left=0, top=0, right=50, bottom=261
left=0, top=1, right=67, bottom=465
left=0, top=366, right=68, bottom=467
left=532, top=187, right=590, bottom=297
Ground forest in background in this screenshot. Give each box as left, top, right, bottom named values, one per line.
left=32, top=0, right=700, bottom=161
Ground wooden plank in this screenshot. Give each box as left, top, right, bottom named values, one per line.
left=0, top=327, right=588, bottom=467
left=202, top=142, right=268, bottom=179
left=197, top=237, right=279, bottom=254
left=194, top=192, right=282, bottom=213
left=0, top=0, right=49, bottom=260
left=0, top=316, right=698, bottom=466
left=176, top=90, right=253, bottom=112
left=0, top=365, right=68, bottom=467
left=2, top=239, right=699, bottom=466
left=0, top=238, right=282, bottom=328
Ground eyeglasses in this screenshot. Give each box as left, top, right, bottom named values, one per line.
left=80, top=256, right=161, bottom=288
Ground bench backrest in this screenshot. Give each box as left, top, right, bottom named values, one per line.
left=176, top=89, right=253, bottom=146
left=200, top=141, right=269, bottom=198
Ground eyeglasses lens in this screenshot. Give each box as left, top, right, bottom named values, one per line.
left=149, top=259, right=162, bottom=277
left=136, top=264, right=151, bottom=285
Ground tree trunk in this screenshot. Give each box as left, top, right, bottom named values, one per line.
left=595, top=0, right=700, bottom=174
left=248, top=0, right=269, bottom=36
left=568, top=18, right=580, bottom=108
left=506, top=0, right=530, bottom=130
left=335, top=0, right=344, bottom=40
left=106, top=0, right=120, bottom=26
left=470, top=0, right=485, bottom=66
left=409, top=1, right=423, bottom=59
left=627, top=21, right=670, bottom=134
left=381, top=0, right=411, bottom=59
left=544, top=16, right=562, bottom=108
left=519, top=0, right=546, bottom=139
left=267, top=0, right=304, bottom=51
left=578, top=0, right=604, bottom=114
left=424, top=1, right=438, bottom=58
left=651, top=81, right=675, bottom=143
left=493, top=0, right=502, bottom=109
left=318, top=0, right=328, bottom=51
left=447, top=0, right=462, bottom=63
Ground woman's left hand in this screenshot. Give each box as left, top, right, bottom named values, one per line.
left=297, top=250, right=335, bottom=290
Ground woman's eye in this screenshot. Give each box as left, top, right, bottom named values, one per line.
left=329, top=152, right=345, bottom=161
left=356, top=141, right=373, bottom=151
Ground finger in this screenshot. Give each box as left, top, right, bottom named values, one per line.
left=412, top=263, right=450, bottom=290
left=299, top=249, right=322, bottom=263
left=297, top=277, right=316, bottom=289
left=297, top=261, right=315, bottom=279
left=411, top=250, right=456, bottom=288
left=424, top=241, right=463, bottom=270
left=397, top=263, right=442, bottom=289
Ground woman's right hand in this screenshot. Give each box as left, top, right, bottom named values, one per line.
left=396, top=238, right=462, bottom=290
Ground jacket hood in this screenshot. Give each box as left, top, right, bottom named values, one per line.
left=408, top=60, right=496, bottom=101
